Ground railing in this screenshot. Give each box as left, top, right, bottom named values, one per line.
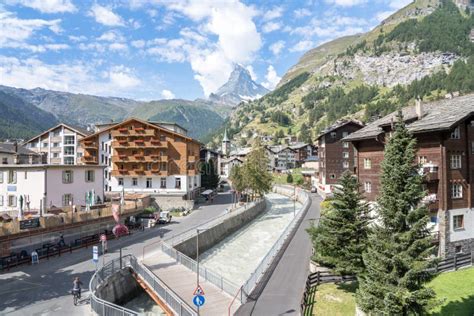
left=89, top=254, right=196, bottom=316
left=159, top=242, right=242, bottom=301
left=241, top=185, right=311, bottom=297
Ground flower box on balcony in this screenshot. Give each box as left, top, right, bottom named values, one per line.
left=118, top=128, right=128, bottom=133
left=151, top=139, right=161, bottom=144
left=135, top=127, right=145, bottom=131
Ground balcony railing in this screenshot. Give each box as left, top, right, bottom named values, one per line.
left=81, top=156, right=98, bottom=163
left=420, top=163, right=439, bottom=182
left=82, top=141, right=98, bottom=149
left=112, top=129, right=155, bottom=137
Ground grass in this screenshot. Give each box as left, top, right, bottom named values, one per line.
left=429, top=267, right=474, bottom=315
left=273, top=168, right=305, bottom=185
left=312, top=282, right=358, bottom=316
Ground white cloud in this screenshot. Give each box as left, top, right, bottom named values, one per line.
left=147, top=38, right=187, bottom=62
left=269, top=40, right=285, bottom=56
left=108, top=66, right=140, bottom=89
left=388, top=0, right=412, bottom=10
left=263, top=7, right=283, bottom=21
left=245, top=65, right=257, bottom=80
left=131, top=40, right=146, bottom=48
left=324, top=0, right=367, bottom=6
left=9, top=0, right=76, bottom=13
left=262, top=65, right=281, bottom=90
left=89, top=4, right=124, bottom=26
left=376, top=10, right=393, bottom=22
left=289, top=40, right=314, bottom=52
left=262, top=21, right=281, bottom=33
left=294, top=8, right=312, bottom=18
left=68, top=35, right=87, bottom=42
left=109, top=43, right=128, bottom=51
left=97, top=30, right=125, bottom=42
left=161, top=89, right=175, bottom=99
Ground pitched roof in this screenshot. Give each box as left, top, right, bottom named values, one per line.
left=344, top=94, right=474, bottom=142
left=0, top=142, right=40, bottom=156
left=317, top=120, right=364, bottom=139
left=290, top=142, right=310, bottom=150
left=23, top=123, right=92, bottom=144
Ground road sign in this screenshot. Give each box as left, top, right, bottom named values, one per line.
left=193, top=285, right=205, bottom=296
left=92, top=245, right=99, bottom=262
left=193, top=295, right=205, bottom=307
left=100, top=234, right=107, bottom=242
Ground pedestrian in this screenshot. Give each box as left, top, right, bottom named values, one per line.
left=58, top=233, right=66, bottom=247
left=72, top=277, right=83, bottom=298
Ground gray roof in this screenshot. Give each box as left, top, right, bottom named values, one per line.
left=344, top=94, right=474, bottom=142
left=318, top=120, right=364, bottom=139
left=289, top=142, right=310, bottom=150
left=0, top=142, right=39, bottom=156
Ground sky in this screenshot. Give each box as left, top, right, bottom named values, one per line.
left=0, top=0, right=412, bottom=101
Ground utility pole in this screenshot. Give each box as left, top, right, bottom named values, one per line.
left=294, top=184, right=296, bottom=217
left=196, top=228, right=201, bottom=316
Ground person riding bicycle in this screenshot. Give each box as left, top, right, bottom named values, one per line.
left=72, top=277, right=83, bottom=299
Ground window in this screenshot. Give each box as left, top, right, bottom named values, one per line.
left=77, top=152, right=82, bottom=158
left=342, top=132, right=349, bottom=138
left=160, top=134, right=166, bottom=141
left=64, top=147, right=74, bottom=155
left=8, top=195, right=16, bottom=207
left=160, top=162, right=167, bottom=171
left=132, top=178, right=138, bottom=186
left=453, top=215, right=464, bottom=230
left=146, top=163, right=152, bottom=171
left=343, top=161, right=349, bottom=169
left=101, top=142, right=104, bottom=150
left=160, top=177, right=166, bottom=188
left=8, top=170, right=16, bottom=184
left=43, top=142, right=48, bottom=147
left=108, top=133, right=111, bottom=140
left=364, top=158, right=372, bottom=169
left=329, top=174, right=336, bottom=179
left=342, top=141, right=349, bottom=148
left=53, top=153, right=59, bottom=158
left=118, top=178, right=124, bottom=186
left=364, top=182, right=372, bottom=193
left=451, top=183, right=463, bottom=198
left=85, top=170, right=95, bottom=182
left=2, top=158, right=7, bottom=164
left=62, top=170, right=73, bottom=183
left=455, top=245, right=463, bottom=254
left=146, top=178, right=152, bottom=188
left=53, top=142, right=60, bottom=147
left=64, top=136, right=75, bottom=145
left=101, top=154, right=104, bottom=164
left=418, top=156, right=427, bottom=165
left=64, top=157, right=74, bottom=165
left=53, top=130, right=60, bottom=137
left=330, top=132, right=337, bottom=138
left=175, top=178, right=181, bottom=189
left=451, top=126, right=460, bottom=139
left=62, top=194, right=73, bottom=206
left=451, top=154, right=462, bottom=169
left=342, top=152, right=349, bottom=159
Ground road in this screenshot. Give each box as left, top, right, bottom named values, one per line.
left=0, top=192, right=233, bottom=316
left=236, top=193, right=321, bottom=316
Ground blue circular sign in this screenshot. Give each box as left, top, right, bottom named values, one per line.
left=193, top=295, right=205, bottom=307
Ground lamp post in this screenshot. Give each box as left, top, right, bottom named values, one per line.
left=196, top=228, right=206, bottom=316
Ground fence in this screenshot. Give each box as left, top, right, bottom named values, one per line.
left=89, top=254, right=196, bottom=316
left=434, top=251, right=474, bottom=273
left=241, top=185, right=312, bottom=298
left=159, top=242, right=243, bottom=302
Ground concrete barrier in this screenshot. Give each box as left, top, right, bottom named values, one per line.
left=174, top=199, right=267, bottom=259
left=95, top=267, right=142, bottom=306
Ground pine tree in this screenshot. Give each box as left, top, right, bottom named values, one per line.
left=229, top=164, right=246, bottom=193
left=243, top=139, right=273, bottom=198
left=356, top=112, right=437, bottom=314
left=308, top=171, right=370, bottom=275
left=286, top=173, right=293, bottom=183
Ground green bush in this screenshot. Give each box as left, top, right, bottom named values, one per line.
left=286, top=173, right=294, bottom=183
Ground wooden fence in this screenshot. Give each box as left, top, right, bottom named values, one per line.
left=301, top=251, right=474, bottom=315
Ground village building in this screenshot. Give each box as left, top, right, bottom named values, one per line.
left=22, top=123, right=91, bottom=165
left=0, top=142, right=42, bottom=165
left=79, top=118, right=201, bottom=204
left=344, top=95, right=474, bottom=257
left=315, top=120, right=364, bottom=197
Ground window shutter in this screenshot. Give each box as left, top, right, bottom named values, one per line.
left=13, top=171, right=17, bottom=184
left=13, top=196, right=17, bottom=207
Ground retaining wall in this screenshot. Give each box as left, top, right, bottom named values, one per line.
left=174, top=199, right=267, bottom=258
left=96, top=267, right=142, bottom=306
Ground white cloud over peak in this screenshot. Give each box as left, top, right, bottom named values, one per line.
left=269, top=40, right=285, bottom=56
left=262, top=65, right=281, bottom=90
left=161, top=89, right=175, bottom=99
left=245, top=65, right=257, bottom=80
left=89, top=4, right=124, bottom=26
left=9, top=0, right=77, bottom=13
left=388, top=0, right=412, bottom=10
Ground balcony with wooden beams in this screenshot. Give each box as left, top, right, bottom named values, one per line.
left=81, top=156, right=98, bottom=164
left=112, top=155, right=167, bottom=163
left=82, top=140, right=98, bottom=149
left=111, top=128, right=155, bottom=137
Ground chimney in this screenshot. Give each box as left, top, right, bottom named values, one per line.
left=13, top=141, right=18, bottom=153
left=415, top=98, right=423, bottom=120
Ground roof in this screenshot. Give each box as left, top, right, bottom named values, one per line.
left=222, top=128, right=229, bottom=142
left=269, top=145, right=297, bottom=153
left=23, top=123, right=92, bottom=144
left=344, top=94, right=474, bottom=142
left=317, top=120, right=364, bottom=139
left=81, top=117, right=200, bottom=144
left=290, top=142, right=310, bottom=150
left=0, top=143, right=39, bottom=156
left=148, top=121, right=188, bottom=133
left=305, top=156, right=320, bottom=162
left=222, top=157, right=243, bottom=163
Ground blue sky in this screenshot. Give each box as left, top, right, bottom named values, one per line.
left=0, top=0, right=411, bottom=101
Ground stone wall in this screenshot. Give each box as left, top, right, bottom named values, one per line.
left=96, top=267, right=141, bottom=305
left=151, top=194, right=194, bottom=211
left=174, top=199, right=267, bottom=258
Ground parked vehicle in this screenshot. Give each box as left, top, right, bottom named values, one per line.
left=311, top=186, right=317, bottom=193
left=158, top=211, right=172, bottom=224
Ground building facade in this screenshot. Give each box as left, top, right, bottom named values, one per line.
left=316, top=120, right=364, bottom=197
left=271, top=146, right=297, bottom=172
left=345, top=95, right=474, bottom=257
left=290, top=143, right=317, bottom=167
left=23, top=123, right=91, bottom=165
left=0, top=143, right=41, bottom=165
left=80, top=118, right=201, bottom=200
left=0, top=165, right=104, bottom=215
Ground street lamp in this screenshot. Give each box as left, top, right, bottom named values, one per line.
left=196, top=228, right=206, bottom=315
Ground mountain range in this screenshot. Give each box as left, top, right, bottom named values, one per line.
left=0, top=63, right=269, bottom=141
left=206, top=0, right=474, bottom=147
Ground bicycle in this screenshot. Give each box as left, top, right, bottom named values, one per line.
left=72, top=289, right=81, bottom=306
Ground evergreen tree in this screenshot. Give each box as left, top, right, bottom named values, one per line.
left=199, top=160, right=220, bottom=190
left=308, top=171, right=370, bottom=275
left=286, top=173, right=293, bottom=183
left=243, top=139, right=273, bottom=198
left=356, top=112, right=437, bottom=314
left=229, top=164, right=246, bottom=193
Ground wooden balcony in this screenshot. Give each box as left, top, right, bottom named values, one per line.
left=81, top=156, right=98, bottom=164
left=424, top=171, right=439, bottom=182
left=188, top=156, right=198, bottom=162
left=111, top=129, right=155, bottom=137
left=82, top=140, right=98, bottom=149
left=111, top=169, right=128, bottom=176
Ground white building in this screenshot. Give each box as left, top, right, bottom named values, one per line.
left=220, top=157, right=244, bottom=178
left=0, top=143, right=41, bottom=165
left=0, top=165, right=105, bottom=215
left=23, top=123, right=91, bottom=165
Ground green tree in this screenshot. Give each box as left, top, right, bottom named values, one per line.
left=229, top=164, right=246, bottom=193
left=308, top=171, right=370, bottom=275
left=356, top=112, right=437, bottom=314
left=200, top=159, right=220, bottom=190
left=286, top=173, right=293, bottom=183
left=242, top=139, right=273, bottom=198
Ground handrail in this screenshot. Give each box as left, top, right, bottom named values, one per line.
left=228, top=285, right=245, bottom=316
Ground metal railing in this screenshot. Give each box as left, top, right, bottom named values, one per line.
left=241, top=186, right=311, bottom=296
left=160, top=242, right=243, bottom=302
left=89, top=254, right=196, bottom=316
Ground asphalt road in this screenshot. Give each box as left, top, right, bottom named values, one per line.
left=0, top=192, right=233, bottom=316
left=236, top=193, right=321, bottom=316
